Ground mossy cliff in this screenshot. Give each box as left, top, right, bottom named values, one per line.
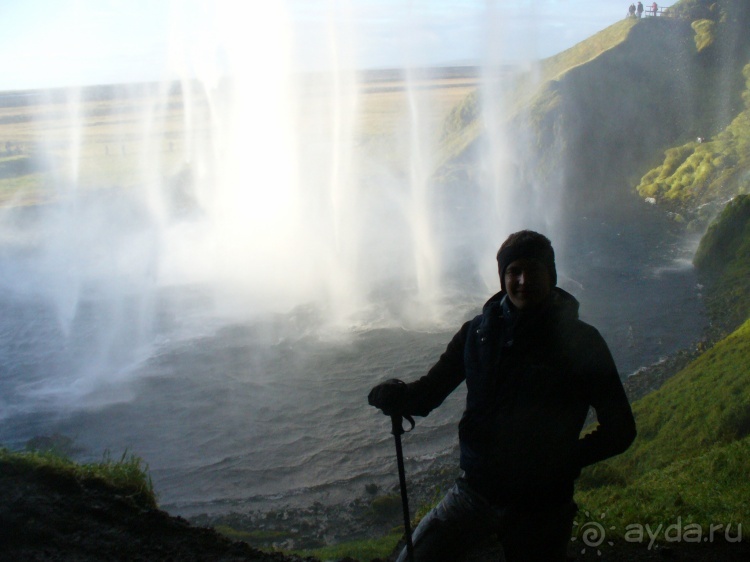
left=576, top=315, right=750, bottom=540
left=575, top=207, right=750, bottom=546
left=693, top=193, right=750, bottom=329
left=568, top=2, right=750, bottom=543
left=636, top=59, right=750, bottom=222
left=4, top=2, right=750, bottom=561
left=438, top=0, right=750, bottom=222
left=430, top=0, right=750, bottom=555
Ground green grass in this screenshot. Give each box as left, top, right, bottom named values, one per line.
left=619, top=318, right=750, bottom=471
left=536, top=19, right=637, bottom=85
left=437, top=18, right=638, bottom=167
left=634, top=3, right=750, bottom=216
left=636, top=85, right=750, bottom=210
left=0, top=447, right=157, bottom=510
left=575, top=317, right=750, bottom=537
left=694, top=193, right=750, bottom=271
left=691, top=19, right=716, bottom=52
left=576, top=437, right=750, bottom=538
left=214, top=525, right=293, bottom=544
left=694, top=194, right=750, bottom=327
left=293, top=530, right=403, bottom=562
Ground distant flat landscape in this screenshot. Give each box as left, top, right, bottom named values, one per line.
left=0, top=67, right=481, bottom=207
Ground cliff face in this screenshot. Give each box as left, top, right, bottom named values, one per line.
left=550, top=19, right=714, bottom=205
left=427, top=4, right=750, bottom=559
left=6, top=4, right=750, bottom=562
left=438, top=0, right=750, bottom=224
left=693, top=194, right=750, bottom=329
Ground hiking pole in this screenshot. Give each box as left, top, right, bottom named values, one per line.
left=391, top=413, right=415, bottom=562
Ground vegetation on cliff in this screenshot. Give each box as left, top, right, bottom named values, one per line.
left=576, top=316, right=750, bottom=533
left=438, top=0, right=750, bottom=226
left=430, top=1, right=750, bottom=558
left=693, top=194, right=750, bottom=327
left=0, top=447, right=317, bottom=562
left=4, top=2, right=750, bottom=561
left=634, top=1, right=750, bottom=229
left=0, top=446, right=156, bottom=509
left=635, top=63, right=750, bottom=223
left=570, top=0, right=750, bottom=535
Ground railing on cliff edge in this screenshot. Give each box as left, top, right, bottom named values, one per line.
left=627, top=5, right=673, bottom=18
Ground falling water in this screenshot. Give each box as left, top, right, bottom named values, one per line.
left=155, top=2, right=483, bottom=325
left=0, top=1, right=705, bottom=528
left=0, top=3, right=515, bottom=419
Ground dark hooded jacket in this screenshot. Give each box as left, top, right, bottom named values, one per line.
left=403, top=288, right=636, bottom=506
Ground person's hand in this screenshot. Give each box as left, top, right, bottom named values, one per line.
left=368, top=379, right=408, bottom=416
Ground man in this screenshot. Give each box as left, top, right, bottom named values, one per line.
left=368, top=230, right=636, bottom=562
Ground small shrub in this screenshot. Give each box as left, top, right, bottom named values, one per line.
left=0, top=447, right=157, bottom=510
left=369, top=494, right=402, bottom=520
left=691, top=19, right=717, bottom=52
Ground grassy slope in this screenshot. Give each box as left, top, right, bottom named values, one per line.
left=636, top=55, right=750, bottom=223
left=0, top=446, right=304, bottom=562
left=436, top=12, right=740, bottom=228
left=577, top=143, right=750, bottom=536
left=433, top=0, right=750, bottom=550
left=437, top=18, right=637, bottom=168
left=634, top=1, right=750, bottom=227
left=4, top=2, right=750, bottom=559
left=694, top=194, right=750, bottom=327
left=576, top=317, right=750, bottom=532
left=0, top=447, right=157, bottom=510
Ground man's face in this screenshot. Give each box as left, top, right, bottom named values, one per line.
left=503, top=258, right=552, bottom=310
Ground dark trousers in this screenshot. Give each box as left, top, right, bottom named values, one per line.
left=395, top=478, right=576, bottom=562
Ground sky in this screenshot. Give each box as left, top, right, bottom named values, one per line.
left=0, top=0, right=640, bottom=91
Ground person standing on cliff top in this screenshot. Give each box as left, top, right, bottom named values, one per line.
left=637, top=1, right=644, bottom=18
left=368, top=230, right=637, bottom=562
left=628, top=3, right=636, bottom=17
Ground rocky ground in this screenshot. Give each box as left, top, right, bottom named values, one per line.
left=188, top=463, right=461, bottom=552
left=621, top=344, right=706, bottom=402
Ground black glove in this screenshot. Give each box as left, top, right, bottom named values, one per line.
left=368, top=378, right=408, bottom=416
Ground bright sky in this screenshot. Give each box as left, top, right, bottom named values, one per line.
left=0, top=0, right=640, bottom=91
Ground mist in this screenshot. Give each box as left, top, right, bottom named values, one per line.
left=0, top=2, right=710, bottom=531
